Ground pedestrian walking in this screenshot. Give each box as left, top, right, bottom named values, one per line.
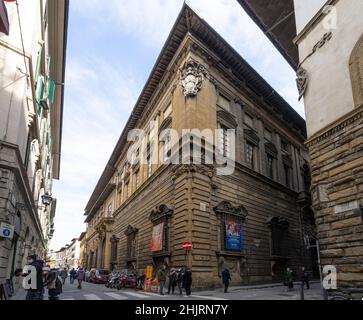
left=176, top=269, right=183, bottom=295
left=284, top=267, right=294, bottom=291
left=221, top=267, right=231, bottom=293
left=300, top=267, right=310, bottom=289
left=43, top=267, right=63, bottom=300
left=76, top=266, right=86, bottom=289
left=15, top=254, right=44, bottom=300
left=156, top=265, right=167, bottom=295
left=60, top=268, right=68, bottom=285
left=69, top=268, right=77, bottom=284
left=167, top=268, right=177, bottom=295
left=182, top=267, right=192, bottom=296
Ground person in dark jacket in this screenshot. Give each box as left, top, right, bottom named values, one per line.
left=221, top=268, right=231, bottom=293
left=300, top=267, right=310, bottom=289
left=60, top=268, right=68, bottom=285
left=167, top=268, right=177, bottom=295
left=182, top=268, right=192, bottom=296
left=15, top=254, right=44, bottom=300
left=69, top=268, right=77, bottom=284
left=156, top=265, right=167, bottom=295
left=176, top=269, right=183, bottom=295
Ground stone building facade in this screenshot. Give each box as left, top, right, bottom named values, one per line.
left=238, top=0, right=363, bottom=296
left=0, top=0, right=68, bottom=294
left=83, top=4, right=315, bottom=289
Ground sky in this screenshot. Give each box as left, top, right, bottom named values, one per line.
left=49, top=0, right=304, bottom=251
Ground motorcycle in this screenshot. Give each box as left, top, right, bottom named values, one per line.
left=105, top=271, right=120, bottom=289
left=116, top=273, right=137, bottom=290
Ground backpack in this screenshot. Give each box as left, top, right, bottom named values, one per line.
left=54, top=276, right=63, bottom=295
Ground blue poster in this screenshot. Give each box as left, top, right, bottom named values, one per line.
left=225, top=221, right=243, bottom=251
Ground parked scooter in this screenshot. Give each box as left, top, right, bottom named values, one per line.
left=105, top=271, right=120, bottom=289
left=116, top=273, right=137, bottom=290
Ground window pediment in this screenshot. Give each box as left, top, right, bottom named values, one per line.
left=149, top=204, right=173, bottom=223
left=159, top=116, right=172, bottom=135
left=217, top=110, right=237, bottom=128
left=266, top=216, right=289, bottom=230
left=213, top=201, right=248, bottom=221
left=244, top=129, right=260, bottom=146
left=265, top=141, right=277, bottom=156
left=124, top=225, right=138, bottom=236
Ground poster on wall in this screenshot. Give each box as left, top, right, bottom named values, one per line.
left=225, top=221, right=243, bottom=251
left=150, top=222, right=164, bottom=252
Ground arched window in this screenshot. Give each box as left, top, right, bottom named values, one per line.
left=349, top=33, right=363, bottom=108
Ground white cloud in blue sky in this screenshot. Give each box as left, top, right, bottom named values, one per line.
left=50, top=0, right=304, bottom=251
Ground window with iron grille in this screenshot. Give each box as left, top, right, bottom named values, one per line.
left=283, top=164, right=290, bottom=187
left=245, top=142, right=254, bottom=168
left=135, top=170, right=140, bottom=190
left=266, top=154, right=274, bottom=179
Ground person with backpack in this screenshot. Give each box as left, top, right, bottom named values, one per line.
left=43, top=267, right=62, bottom=300
left=76, top=266, right=86, bottom=289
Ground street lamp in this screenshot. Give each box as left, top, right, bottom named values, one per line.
left=41, top=193, right=53, bottom=206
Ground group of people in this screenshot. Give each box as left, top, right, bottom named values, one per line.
left=156, top=265, right=192, bottom=296
left=284, top=266, right=310, bottom=291
left=14, top=254, right=86, bottom=300
left=60, top=267, right=86, bottom=289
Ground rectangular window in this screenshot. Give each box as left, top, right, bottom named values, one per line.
left=218, top=124, right=230, bottom=157
left=163, top=103, right=172, bottom=119
left=217, top=94, right=230, bottom=111
left=264, top=129, right=272, bottom=141
left=244, top=113, right=254, bottom=128
left=163, top=136, right=171, bottom=162
left=135, top=170, right=140, bottom=190
left=147, top=155, right=152, bottom=178
left=281, top=140, right=289, bottom=152
left=266, top=154, right=274, bottom=179
left=245, top=142, right=254, bottom=169
left=283, top=164, right=290, bottom=187
left=125, top=181, right=130, bottom=199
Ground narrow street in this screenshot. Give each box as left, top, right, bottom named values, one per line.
left=11, top=281, right=323, bottom=300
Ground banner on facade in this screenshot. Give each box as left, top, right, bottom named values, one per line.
left=150, top=222, right=164, bottom=252
left=225, top=221, right=243, bottom=251
left=146, top=265, right=153, bottom=279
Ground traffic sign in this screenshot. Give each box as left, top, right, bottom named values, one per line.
left=0, top=222, right=14, bottom=239
left=182, top=241, right=192, bottom=250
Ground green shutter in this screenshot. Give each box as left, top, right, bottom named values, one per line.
left=48, top=79, right=55, bottom=104
left=37, top=77, right=44, bottom=112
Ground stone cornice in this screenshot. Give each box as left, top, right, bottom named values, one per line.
left=306, top=105, right=363, bottom=148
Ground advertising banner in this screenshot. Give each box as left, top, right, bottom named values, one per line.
left=150, top=222, right=164, bottom=252
left=225, top=220, right=243, bottom=251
